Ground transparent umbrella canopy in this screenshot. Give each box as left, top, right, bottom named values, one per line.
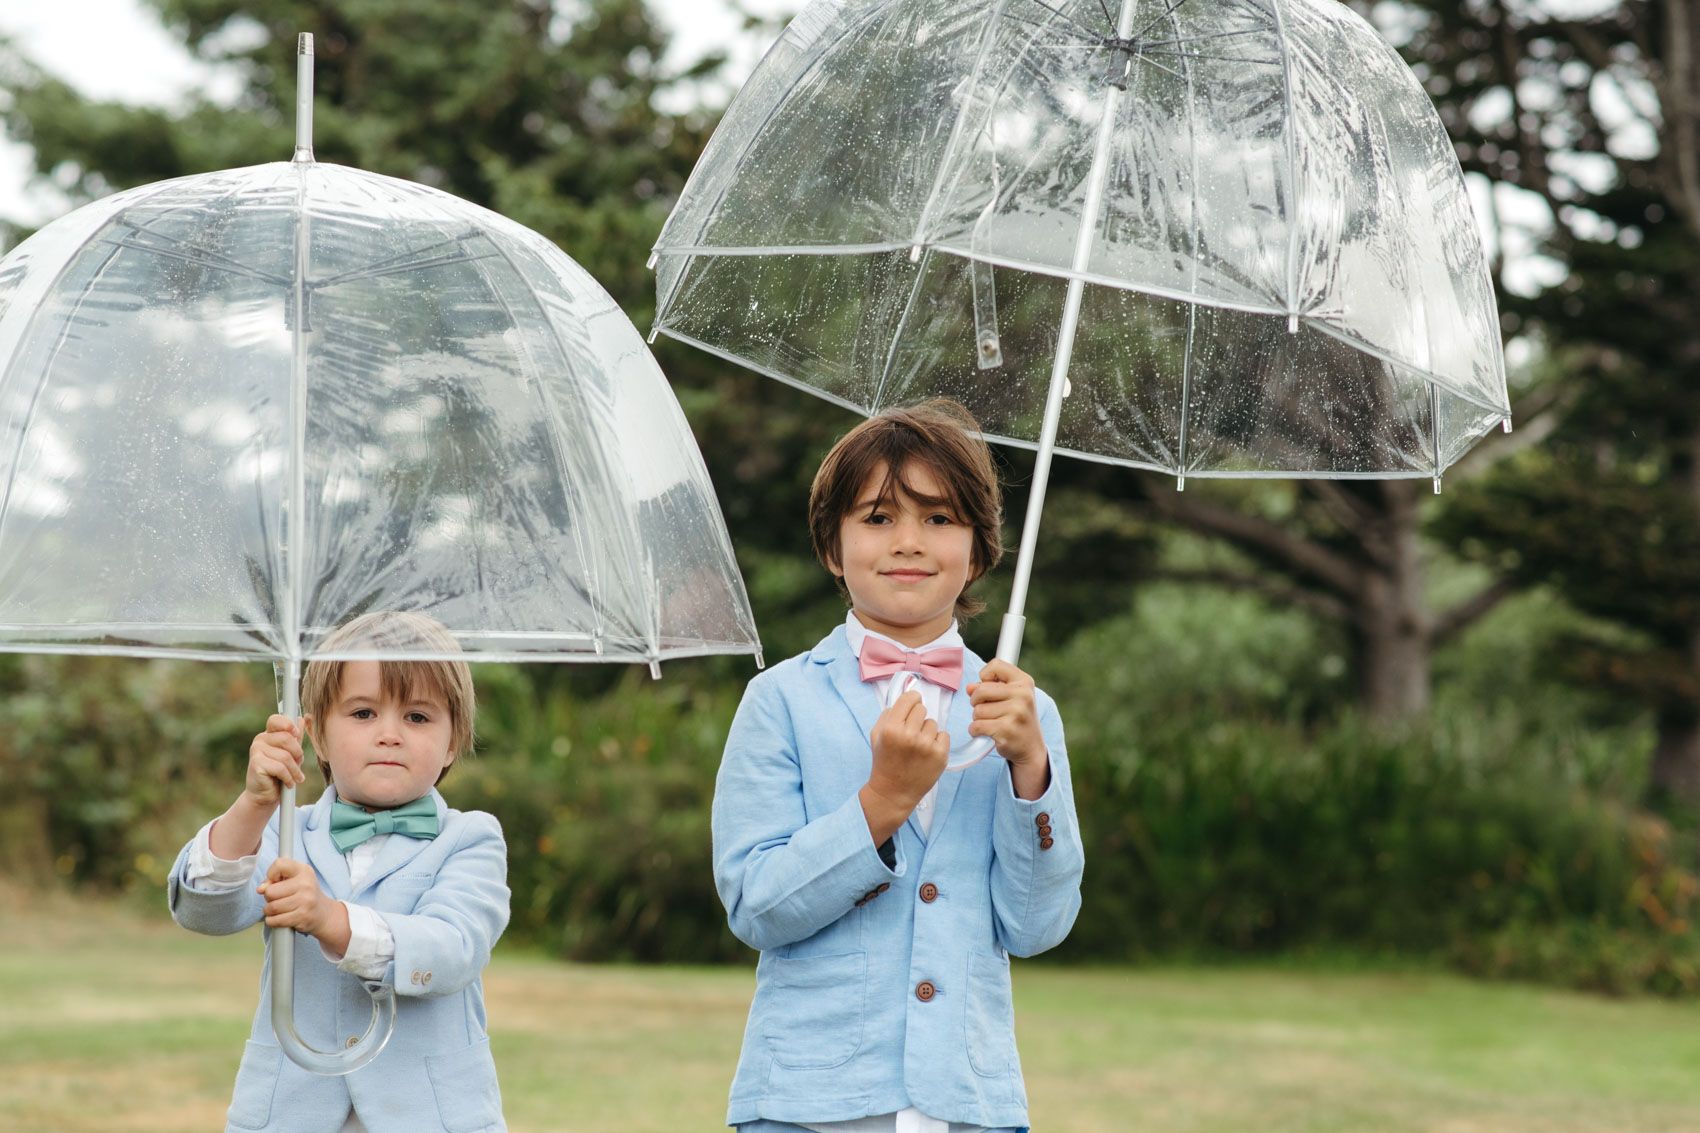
left=0, top=36, right=758, bottom=1073
left=650, top=0, right=1510, bottom=766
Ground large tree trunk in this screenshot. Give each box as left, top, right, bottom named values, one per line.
left=1650, top=707, right=1700, bottom=806
left=1661, top=419, right=1700, bottom=805
left=1351, top=482, right=1431, bottom=725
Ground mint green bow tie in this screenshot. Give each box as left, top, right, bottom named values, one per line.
left=329, top=796, right=440, bottom=853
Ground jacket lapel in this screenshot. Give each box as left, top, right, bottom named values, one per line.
left=351, top=789, right=446, bottom=896
left=300, top=788, right=351, bottom=899
left=819, top=625, right=884, bottom=746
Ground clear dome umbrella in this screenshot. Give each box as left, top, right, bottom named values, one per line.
left=0, top=36, right=758, bottom=1074
left=650, top=0, right=1511, bottom=767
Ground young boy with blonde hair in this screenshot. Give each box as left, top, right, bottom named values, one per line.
left=167, top=611, right=510, bottom=1133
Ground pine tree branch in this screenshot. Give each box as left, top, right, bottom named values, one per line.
left=1303, top=481, right=1396, bottom=569
left=1434, top=577, right=1520, bottom=643
left=1144, top=488, right=1365, bottom=598
left=1148, top=567, right=1351, bottom=622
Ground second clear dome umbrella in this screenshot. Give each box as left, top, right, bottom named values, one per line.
left=650, top=0, right=1511, bottom=765
left=0, top=36, right=758, bottom=1074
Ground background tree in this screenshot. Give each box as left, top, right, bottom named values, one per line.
left=1359, top=0, right=1700, bottom=804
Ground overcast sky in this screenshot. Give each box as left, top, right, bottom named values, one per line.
left=0, top=0, right=792, bottom=224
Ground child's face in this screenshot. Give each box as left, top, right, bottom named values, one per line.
left=831, top=460, right=974, bottom=647
left=313, top=661, right=455, bottom=810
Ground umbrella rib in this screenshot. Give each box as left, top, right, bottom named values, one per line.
left=1139, top=29, right=1268, bottom=49
left=1020, top=0, right=1104, bottom=40
left=101, top=231, right=291, bottom=287
left=308, top=232, right=486, bottom=288
left=1131, top=0, right=1194, bottom=44
left=467, top=233, right=625, bottom=630
left=311, top=250, right=503, bottom=291
left=1140, top=51, right=1281, bottom=64
left=1136, top=54, right=1183, bottom=79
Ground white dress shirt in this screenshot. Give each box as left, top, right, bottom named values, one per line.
left=186, top=813, right=398, bottom=1133
left=799, top=614, right=986, bottom=1133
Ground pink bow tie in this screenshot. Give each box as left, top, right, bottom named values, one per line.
left=858, top=636, right=964, bottom=690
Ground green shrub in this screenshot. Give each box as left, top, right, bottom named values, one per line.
left=3, top=585, right=1697, bottom=998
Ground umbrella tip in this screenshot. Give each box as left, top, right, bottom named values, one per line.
left=754, top=650, right=766, bottom=671
left=646, top=252, right=659, bottom=270
left=1287, top=313, right=1298, bottom=334
left=292, top=31, right=316, bottom=164
left=1433, top=476, right=1442, bottom=495
left=908, top=245, right=923, bottom=264
left=1176, top=474, right=1186, bottom=492
left=1502, top=417, right=1513, bottom=433
left=648, top=660, right=662, bottom=680
left=647, top=326, right=659, bottom=345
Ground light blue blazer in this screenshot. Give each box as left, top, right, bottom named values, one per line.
left=712, top=625, right=1086, bottom=1129
left=167, top=787, right=511, bottom=1133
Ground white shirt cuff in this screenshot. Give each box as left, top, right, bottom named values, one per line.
left=324, top=901, right=395, bottom=980
left=184, top=819, right=259, bottom=891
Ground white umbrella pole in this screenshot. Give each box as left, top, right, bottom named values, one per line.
left=269, top=660, right=397, bottom=1075
left=951, top=0, right=1138, bottom=770
left=269, top=32, right=396, bottom=1075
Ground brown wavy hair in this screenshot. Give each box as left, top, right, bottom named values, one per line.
left=809, top=399, right=1003, bottom=619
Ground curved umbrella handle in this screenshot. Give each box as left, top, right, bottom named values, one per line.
left=946, top=733, right=998, bottom=772
left=271, top=924, right=397, bottom=1075
left=271, top=659, right=399, bottom=1075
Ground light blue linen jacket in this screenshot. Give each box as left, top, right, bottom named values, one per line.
left=712, top=625, right=1086, bottom=1129
left=166, top=787, right=510, bottom=1133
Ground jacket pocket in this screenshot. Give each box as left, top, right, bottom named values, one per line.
left=964, top=951, right=1018, bottom=1078
left=227, top=1040, right=282, bottom=1129
left=761, top=950, right=866, bottom=1070
left=425, top=1037, right=504, bottom=1133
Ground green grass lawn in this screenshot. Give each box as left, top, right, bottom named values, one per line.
left=3, top=885, right=1699, bottom=1132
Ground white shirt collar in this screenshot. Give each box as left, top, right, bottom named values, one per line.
left=843, top=609, right=962, bottom=660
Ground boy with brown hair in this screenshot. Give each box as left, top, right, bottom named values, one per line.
left=712, top=399, right=1086, bottom=1133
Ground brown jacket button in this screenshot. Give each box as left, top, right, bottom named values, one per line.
left=919, top=882, right=939, bottom=903
left=1039, top=836, right=1055, bottom=851
left=1038, top=824, right=1053, bottom=837
left=915, top=980, right=937, bottom=1002
left=877, top=882, right=891, bottom=894
left=1036, top=812, right=1051, bottom=826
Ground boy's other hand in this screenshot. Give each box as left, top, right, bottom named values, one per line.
left=259, top=857, right=340, bottom=941
left=866, top=689, right=949, bottom=813
left=967, top=660, right=1047, bottom=766
left=968, top=660, right=1051, bottom=800
left=243, top=715, right=307, bottom=808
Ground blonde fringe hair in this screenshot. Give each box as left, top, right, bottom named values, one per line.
left=299, top=611, right=476, bottom=785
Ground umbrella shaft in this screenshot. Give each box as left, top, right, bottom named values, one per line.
left=273, top=658, right=301, bottom=1041
left=1004, top=276, right=1085, bottom=634
left=1000, top=0, right=1138, bottom=661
